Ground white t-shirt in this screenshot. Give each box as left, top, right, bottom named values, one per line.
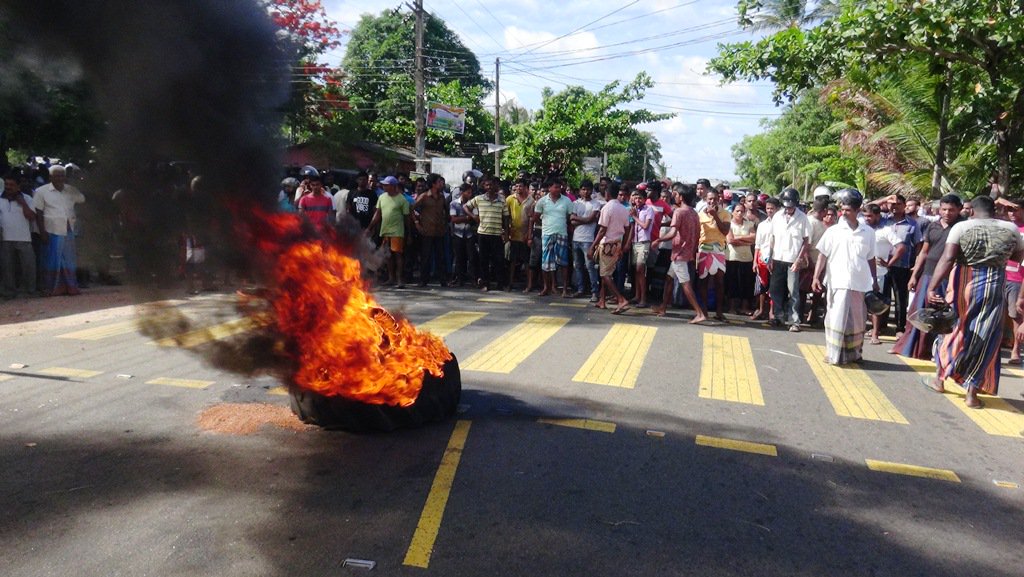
left=754, top=216, right=773, bottom=262
left=571, top=197, right=604, bottom=243
left=0, top=194, right=34, bottom=242
left=816, top=219, right=877, bottom=291
left=946, top=218, right=1024, bottom=267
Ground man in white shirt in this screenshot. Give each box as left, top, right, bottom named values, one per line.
left=812, top=189, right=878, bottom=365
left=768, top=188, right=811, bottom=331
left=34, top=165, right=85, bottom=296
left=569, top=179, right=603, bottom=300
left=1, top=172, right=37, bottom=297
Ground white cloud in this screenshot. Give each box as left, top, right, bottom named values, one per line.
left=503, top=26, right=600, bottom=57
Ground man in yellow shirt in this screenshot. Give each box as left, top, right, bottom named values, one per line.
left=505, top=179, right=531, bottom=289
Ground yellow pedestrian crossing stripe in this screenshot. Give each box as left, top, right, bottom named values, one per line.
left=695, top=435, right=778, bottom=456
left=418, top=311, right=487, bottom=338
left=865, top=459, right=961, bottom=483
left=0, top=375, right=12, bottom=382
left=57, top=319, right=140, bottom=341
left=152, top=317, right=261, bottom=348
left=798, top=344, right=908, bottom=424
left=38, top=367, right=103, bottom=379
left=268, top=386, right=289, bottom=396
left=537, top=418, right=617, bottom=433
left=461, top=316, right=569, bottom=373
left=898, top=356, right=1024, bottom=438
left=573, top=323, right=656, bottom=389
left=699, top=333, right=763, bottom=405
left=146, top=377, right=214, bottom=389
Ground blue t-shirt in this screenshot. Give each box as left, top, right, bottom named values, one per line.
left=534, top=194, right=574, bottom=237
left=880, top=215, right=922, bottom=268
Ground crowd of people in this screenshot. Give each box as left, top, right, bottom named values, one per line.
left=1, top=163, right=86, bottom=299
left=281, top=166, right=1024, bottom=409
left=5, top=156, right=1022, bottom=409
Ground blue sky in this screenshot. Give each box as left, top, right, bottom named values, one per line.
left=324, top=0, right=782, bottom=182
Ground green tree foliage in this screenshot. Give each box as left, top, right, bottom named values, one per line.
left=739, top=0, right=839, bottom=31
left=342, top=7, right=491, bottom=153
left=501, top=73, right=671, bottom=183
left=710, top=0, right=1024, bottom=194
left=731, top=91, right=853, bottom=194
left=606, top=130, right=664, bottom=183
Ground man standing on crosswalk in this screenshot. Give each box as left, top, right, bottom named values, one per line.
left=925, top=195, right=1024, bottom=409
left=811, top=189, right=878, bottom=365
left=590, top=182, right=631, bottom=314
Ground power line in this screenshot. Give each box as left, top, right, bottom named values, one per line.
left=504, top=0, right=640, bottom=63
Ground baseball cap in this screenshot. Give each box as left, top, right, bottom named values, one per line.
left=380, top=176, right=399, bottom=186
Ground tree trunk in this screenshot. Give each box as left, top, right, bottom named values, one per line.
left=931, top=66, right=952, bottom=199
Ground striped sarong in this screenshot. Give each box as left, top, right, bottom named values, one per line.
left=540, top=234, right=569, bottom=272
left=891, top=272, right=941, bottom=359
left=935, top=265, right=1004, bottom=395
left=823, top=288, right=866, bottom=364
left=41, top=233, right=80, bottom=295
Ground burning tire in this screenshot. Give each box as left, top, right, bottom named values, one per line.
left=288, top=355, right=461, bottom=432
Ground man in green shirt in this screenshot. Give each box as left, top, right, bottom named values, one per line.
left=367, top=176, right=412, bottom=288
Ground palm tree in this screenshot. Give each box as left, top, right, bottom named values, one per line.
left=824, top=63, right=991, bottom=198
left=745, top=0, right=840, bottom=31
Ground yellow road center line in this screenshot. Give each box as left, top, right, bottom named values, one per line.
left=898, top=356, right=1024, bottom=438
left=537, top=418, right=616, bottom=433
left=477, top=297, right=514, bottom=303
left=549, top=302, right=586, bottom=308
left=146, top=377, right=214, bottom=389
left=1001, top=365, right=1024, bottom=380
left=695, top=435, right=778, bottom=456
left=404, top=420, right=471, bottom=569
left=152, top=317, right=259, bottom=348
left=0, top=375, right=13, bottom=382
left=418, top=311, right=487, bottom=338
left=572, top=323, right=656, bottom=388
left=267, top=386, right=288, bottom=396
left=37, top=367, right=103, bottom=379
left=57, top=319, right=140, bottom=341
left=865, top=459, right=961, bottom=483
left=799, top=344, right=908, bottom=424
left=461, top=316, right=569, bottom=373
left=699, top=333, right=764, bottom=405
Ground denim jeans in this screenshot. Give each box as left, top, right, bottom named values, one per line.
left=572, top=240, right=599, bottom=294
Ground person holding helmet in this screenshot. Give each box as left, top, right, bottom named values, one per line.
left=768, top=188, right=811, bottom=331
left=926, top=195, right=1024, bottom=409
left=811, top=189, right=878, bottom=365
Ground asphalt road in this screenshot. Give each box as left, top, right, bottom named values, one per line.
left=1, top=287, right=1023, bottom=577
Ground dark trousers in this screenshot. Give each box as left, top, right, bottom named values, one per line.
left=418, top=235, right=447, bottom=285
left=452, top=234, right=478, bottom=284
left=885, top=266, right=912, bottom=331
left=478, top=233, right=505, bottom=288
left=769, top=260, right=801, bottom=325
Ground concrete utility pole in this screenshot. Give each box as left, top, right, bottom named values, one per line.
left=413, top=0, right=427, bottom=175
left=494, top=57, right=501, bottom=177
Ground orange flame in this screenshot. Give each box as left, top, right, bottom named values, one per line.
left=243, top=208, right=450, bottom=407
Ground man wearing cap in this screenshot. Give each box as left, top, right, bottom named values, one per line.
left=769, top=188, right=811, bottom=331
left=367, top=176, right=411, bottom=288
left=811, top=190, right=878, bottom=365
